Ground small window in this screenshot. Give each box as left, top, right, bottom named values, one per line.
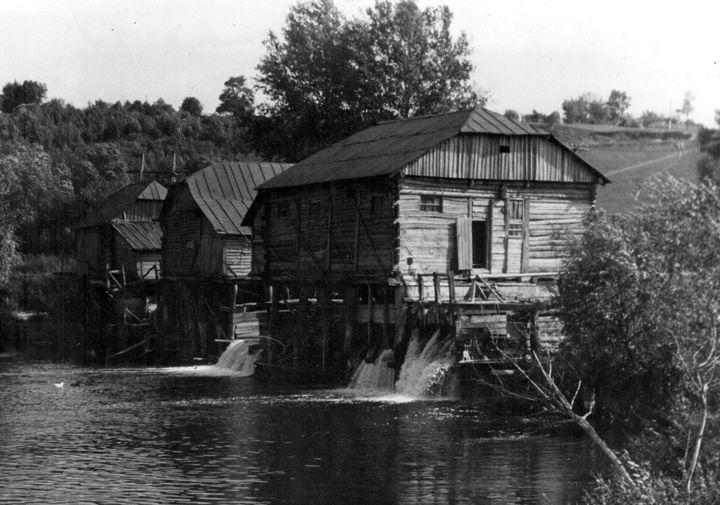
left=508, top=223, right=523, bottom=237
left=507, top=199, right=524, bottom=238
left=420, top=195, right=443, bottom=213
left=499, top=145, right=510, bottom=154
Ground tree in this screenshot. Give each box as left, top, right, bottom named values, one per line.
left=504, top=109, right=519, bottom=121
left=0, top=80, right=47, bottom=113
left=349, top=0, right=477, bottom=118
left=216, top=76, right=254, bottom=122
left=180, top=96, right=203, bottom=116
left=558, top=176, right=720, bottom=493
left=677, top=91, right=695, bottom=126
left=562, top=93, right=609, bottom=124
left=254, top=0, right=478, bottom=160
left=607, top=90, right=631, bottom=123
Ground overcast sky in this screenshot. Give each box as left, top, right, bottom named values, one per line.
left=1, top=0, right=718, bottom=125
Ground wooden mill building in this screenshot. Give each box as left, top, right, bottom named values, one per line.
left=243, top=107, right=609, bottom=378
left=75, top=180, right=166, bottom=281
left=158, top=161, right=291, bottom=362
left=74, top=180, right=167, bottom=363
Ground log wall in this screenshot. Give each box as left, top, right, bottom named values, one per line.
left=256, top=179, right=396, bottom=283
left=397, top=177, right=593, bottom=275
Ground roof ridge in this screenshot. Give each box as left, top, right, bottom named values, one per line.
left=375, top=108, right=472, bottom=125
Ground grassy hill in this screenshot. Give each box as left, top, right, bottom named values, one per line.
left=548, top=124, right=701, bottom=214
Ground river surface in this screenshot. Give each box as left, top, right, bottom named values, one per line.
left=0, top=355, right=602, bottom=504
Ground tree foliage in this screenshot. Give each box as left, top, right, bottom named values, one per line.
left=216, top=76, right=254, bottom=122
left=180, top=96, right=203, bottom=116
left=562, top=90, right=632, bottom=124
left=607, top=89, right=631, bottom=123
left=558, top=176, right=720, bottom=492
left=254, top=0, right=478, bottom=160
left=0, top=80, right=47, bottom=113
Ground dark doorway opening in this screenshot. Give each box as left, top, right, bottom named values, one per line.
left=472, top=220, right=488, bottom=269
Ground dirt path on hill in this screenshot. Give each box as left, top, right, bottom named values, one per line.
left=605, top=142, right=686, bottom=176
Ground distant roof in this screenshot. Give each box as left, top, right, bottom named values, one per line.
left=76, top=180, right=167, bottom=229
left=113, top=221, right=162, bottom=251
left=183, top=161, right=292, bottom=235
left=259, top=107, right=554, bottom=189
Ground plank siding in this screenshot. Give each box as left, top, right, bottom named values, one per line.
left=405, top=134, right=598, bottom=183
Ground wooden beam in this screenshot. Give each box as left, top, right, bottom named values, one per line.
left=353, top=192, right=360, bottom=272
left=326, top=183, right=333, bottom=272
left=521, top=198, right=530, bottom=273
left=366, top=283, right=372, bottom=347
left=487, top=199, right=494, bottom=273
left=503, top=198, right=510, bottom=274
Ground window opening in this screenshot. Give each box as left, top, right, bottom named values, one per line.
left=420, top=195, right=443, bottom=212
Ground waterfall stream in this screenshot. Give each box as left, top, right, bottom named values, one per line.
left=214, top=339, right=263, bottom=376
left=349, top=328, right=456, bottom=398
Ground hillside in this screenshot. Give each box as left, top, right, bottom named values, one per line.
left=548, top=124, right=701, bottom=214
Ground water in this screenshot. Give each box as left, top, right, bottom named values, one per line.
left=0, top=356, right=603, bottom=504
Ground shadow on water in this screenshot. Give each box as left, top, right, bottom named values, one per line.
left=0, top=357, right=603, bottom=504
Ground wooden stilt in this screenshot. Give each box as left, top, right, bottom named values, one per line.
left=366, top=283, right=372, bottom=347
left=343, top=286, right=357, bottom=354
left=319, top=287, right=330, bottom=372
left=394, top=284, right=406, bottom=347
left=296, top=284, right=309, bottom=367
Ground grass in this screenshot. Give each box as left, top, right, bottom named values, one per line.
left=547, top=124, right=702, bottom=215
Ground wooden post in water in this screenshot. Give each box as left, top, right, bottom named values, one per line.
left=366, top=283, right=372, bottom=347
left=381, top=285, right=390, bottom=349
left=343, top=286, right=357, bottom=354
left=268, top=284, right=279, bottom=363
left=296, top=284, right=309, bottom=367
left=318, top=286, right=330, bottom=372
left=394, top=284, right=406, bottom=347
left=448, top=270, right=456, bottom=343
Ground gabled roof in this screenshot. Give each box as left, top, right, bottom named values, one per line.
left=113, top=221, right=162, bottom=251
left=76, top=180, right=167, bottom=229
left=181, top=161, right=292, bottom=235
left=258, top=107, right=607, bottom=189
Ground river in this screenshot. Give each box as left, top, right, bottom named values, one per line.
left=0, top=354, right=602, bottom=504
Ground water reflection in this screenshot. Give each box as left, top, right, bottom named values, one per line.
left=0, top=359, right=600, bottom=504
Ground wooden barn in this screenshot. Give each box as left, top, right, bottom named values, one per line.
left=243, top=107, right=609, bottom=379
left=158, top=161, right=291, bottom=362
left=75, top=180, right=166, bottom=281
left=74, top=180, right=167, bottom=364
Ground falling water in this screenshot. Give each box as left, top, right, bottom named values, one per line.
left=395, top=329, right=455, bottom=397
left=348, top=349, right=396, bottom=392
left=214, top=339, right=263, bottom=377
left=348, top=328, right=457, bottom=398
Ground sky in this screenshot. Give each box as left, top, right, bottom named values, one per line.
left=1, top=0, right=718, bottom=126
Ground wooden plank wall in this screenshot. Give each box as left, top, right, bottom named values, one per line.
left=397, top=178, right=593, bottom=275
left=405, top=134, right=600, bottom=184
left=256, top=179, right=396, bottom=282
left=162, top=186, right=253, bottom=278
left=124, top=200, right=163, bottom=221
